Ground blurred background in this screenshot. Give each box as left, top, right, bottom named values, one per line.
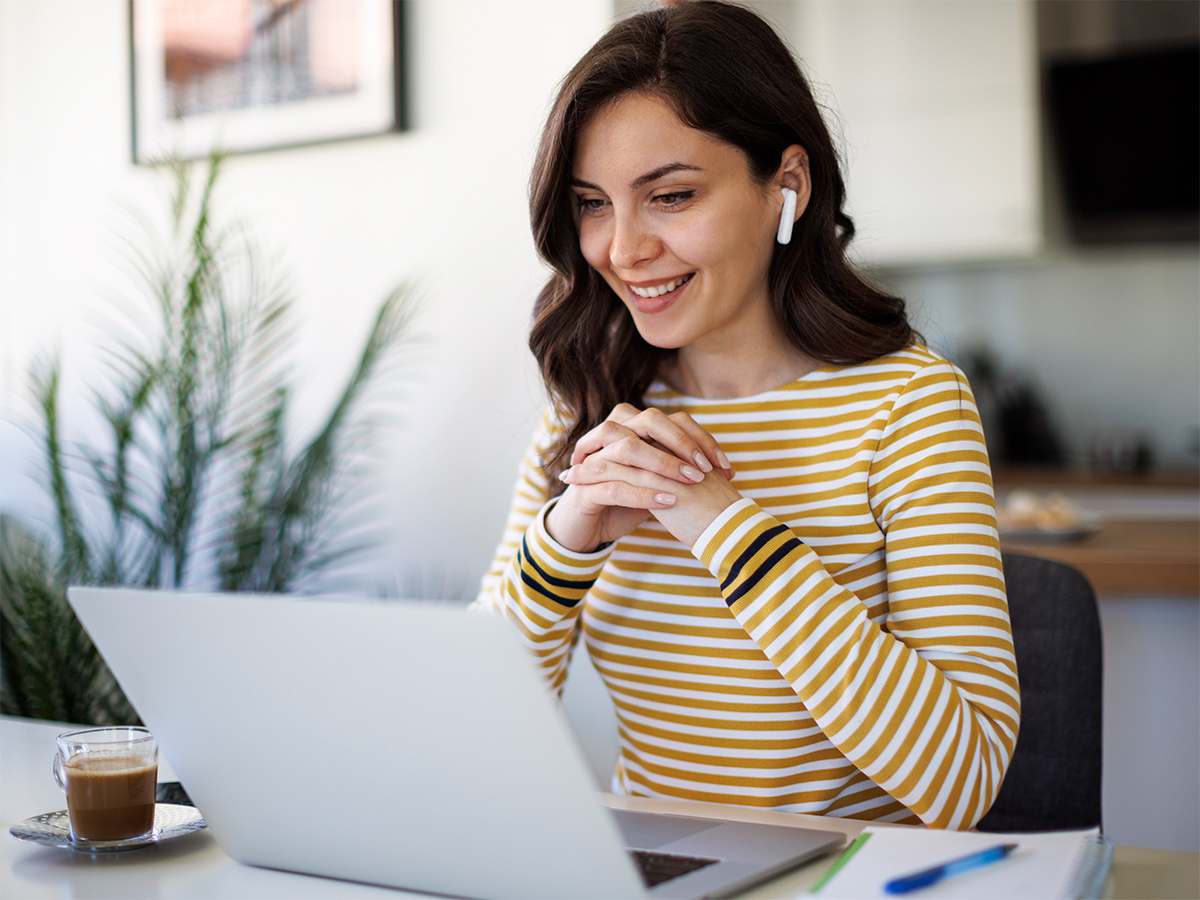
left=2, top=0, right=1197, bottom=594
left=1, top=0, right=1197, bottom=852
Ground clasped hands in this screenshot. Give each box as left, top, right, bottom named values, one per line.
left=545, top=403, right=741, bottom=553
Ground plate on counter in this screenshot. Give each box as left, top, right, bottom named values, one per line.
left=9, top=803, right=206, bottom=852
left=999, top=510, right=1102, bottom=542
left=997, top=491, right=1102, bottom=541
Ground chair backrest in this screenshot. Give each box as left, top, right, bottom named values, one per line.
left=976, top=552, right=1104, bottom=832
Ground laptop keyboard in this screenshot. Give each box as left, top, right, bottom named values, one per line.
left=630, top=849, right=720, bottom=887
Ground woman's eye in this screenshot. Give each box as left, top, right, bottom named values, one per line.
left=576, top=196, right=606, bottom=214
left=653, top=190, right=694, bottom=208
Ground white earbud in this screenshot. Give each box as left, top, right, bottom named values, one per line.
left=776, top=187, right=798, bottom=245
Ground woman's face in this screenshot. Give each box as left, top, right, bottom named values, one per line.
left=571, top=92, right=784, bottom=355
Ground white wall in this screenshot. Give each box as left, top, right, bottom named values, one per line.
left=0, top=0, right=613, bottom=598
left=882, top=247, right=1200, bottom=469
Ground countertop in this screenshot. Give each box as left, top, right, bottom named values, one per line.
left=994, top=467, right=1199, bottom=596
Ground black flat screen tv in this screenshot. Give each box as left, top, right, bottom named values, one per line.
left=1047, top=45, right=1199, bottom=244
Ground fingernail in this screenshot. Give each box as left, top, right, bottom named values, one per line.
left=693, top=451, right=713, bottom=473
left=654, top=493, right=676, bottom=507
left=558, top=469, right=571, bottom=482
left=716, top=449, right=732, bottom=469
left=681, top=464, right=704, bottom=483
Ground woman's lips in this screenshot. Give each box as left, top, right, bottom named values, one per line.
left=626, top=273, right=694, bottom=314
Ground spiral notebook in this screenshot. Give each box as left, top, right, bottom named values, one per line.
left=808, top=825, right=1113, bottom=899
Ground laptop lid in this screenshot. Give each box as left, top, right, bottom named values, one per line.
left=68, top=587, right=840, bottom=899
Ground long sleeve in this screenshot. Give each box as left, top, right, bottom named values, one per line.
left=470, top=411, right=611, bottom=695
left=691, top=359, right=1017, bottom=829
left=474, top=347, right=1019, bottom=830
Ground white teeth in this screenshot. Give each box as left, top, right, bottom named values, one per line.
left=629, top=274, right=692, bottom=298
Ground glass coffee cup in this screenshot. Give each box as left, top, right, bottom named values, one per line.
left=52, top=726, right=159, bottom=843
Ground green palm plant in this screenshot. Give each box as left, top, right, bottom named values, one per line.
left=0, top=514, right=137, bottom=724
left=0, top=155, right=417, bottom=724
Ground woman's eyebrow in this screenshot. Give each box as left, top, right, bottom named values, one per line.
left=631, top=162, right=702, bottom=189
left=569, top=162, right=703, bottom=193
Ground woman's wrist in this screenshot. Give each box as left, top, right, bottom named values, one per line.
left=652, top=475, right=743, bottom=549
left=543, top=496, right=608, bottom=554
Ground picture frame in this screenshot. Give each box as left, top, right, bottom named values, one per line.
left=130, top=0, right=405, bottom=164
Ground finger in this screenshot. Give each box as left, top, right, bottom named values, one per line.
left=573, top=407, right=732, bottom=478
left=667, top=413, right=734, bottom=475
left=571, top=416, right=702, bottom=481
left=606, top=407, right=701, bottom=468
left=573, top=403, right=653, bottom=460
left=625, top=408, right=731, bottom=476
left=561, top=458, right=679, bottom=494
left=571, top=419, right=639, bottom=466
left=605, top=402, right=643, bottom=425
left=584, top=435, right=708, bottom=485
left=560, top=469, right=676, bottom=510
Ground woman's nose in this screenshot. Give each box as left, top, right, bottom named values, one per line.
left=609, top=213, right=660, bottom=270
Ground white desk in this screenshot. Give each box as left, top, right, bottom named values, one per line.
left=3, top=717, right=1197, bottom=899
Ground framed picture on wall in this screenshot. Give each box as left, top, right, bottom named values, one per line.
left=130, top=0, right=405, bottom=164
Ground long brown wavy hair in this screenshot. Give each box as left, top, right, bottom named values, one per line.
left=529, top=0, right=916, bottom=484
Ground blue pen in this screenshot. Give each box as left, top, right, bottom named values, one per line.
left=884, top=843, right=1018, bottom=894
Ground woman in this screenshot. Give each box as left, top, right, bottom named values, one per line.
left=472, top=0, right=1018, bottom=831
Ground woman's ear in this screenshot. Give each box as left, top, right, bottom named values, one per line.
left=776, top=145, right=811, bottom=223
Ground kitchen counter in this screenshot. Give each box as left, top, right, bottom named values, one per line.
left=994, top=467, right=1199, bottom=596
left=1000, top=517, right=1198, bottom=595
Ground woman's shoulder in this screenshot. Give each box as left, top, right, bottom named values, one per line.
left=829, top=343, right=966, bottom=385
left=856, top=343, right=955, bottom=371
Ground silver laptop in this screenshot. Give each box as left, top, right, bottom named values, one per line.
left=68, top=587, right=842, bottom=899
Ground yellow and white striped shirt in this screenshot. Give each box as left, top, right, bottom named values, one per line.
left=473, top=345, right=1019, bottom=830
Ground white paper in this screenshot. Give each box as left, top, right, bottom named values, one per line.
left=809, top=826, right=1102, bottom=899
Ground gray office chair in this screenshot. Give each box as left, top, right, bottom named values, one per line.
left=976, top=551, right=1104, bottom=832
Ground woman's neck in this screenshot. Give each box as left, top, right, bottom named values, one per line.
left=668, top=339, right=818, bottom=399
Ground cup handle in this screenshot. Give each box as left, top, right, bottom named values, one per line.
left=52, top=754, right=66, bottom=791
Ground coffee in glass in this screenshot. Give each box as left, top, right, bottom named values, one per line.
left=53, top=726, right=158, bottom=843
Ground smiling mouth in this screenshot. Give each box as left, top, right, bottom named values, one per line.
left=627, top=273, right=694, bottom=299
